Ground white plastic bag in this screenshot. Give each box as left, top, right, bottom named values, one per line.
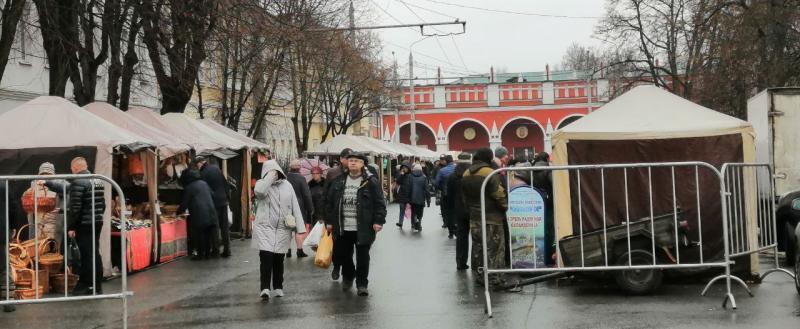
left=303, top=222, right=324, bottom=248
left=227, top=206, right=233, bottom=226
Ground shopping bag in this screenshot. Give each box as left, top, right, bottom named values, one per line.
left=303, top=222, right=324, bottom=248
left=227, top=206, right=233, bottom=226
left=314, top=229, right=333, bottom=269
left=404, top=204, right=412, bottom=221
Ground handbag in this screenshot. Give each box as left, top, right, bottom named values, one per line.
left=283, top=213, right=297, bottom=230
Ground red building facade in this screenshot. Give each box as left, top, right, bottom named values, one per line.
left=381, top=70, right=610, bottom=159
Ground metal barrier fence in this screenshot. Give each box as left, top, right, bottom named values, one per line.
left=701, top=164, right=796, bottom=297
left=479, top=162, right=736, bottom=317
left=1, top=174, right=132, bottom=328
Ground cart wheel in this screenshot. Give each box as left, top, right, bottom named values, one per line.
left=794, top=253, right=800, bottom=296
left=786, top=222, right=797, bottom=267
left=614, top=250, right=663, bottom=295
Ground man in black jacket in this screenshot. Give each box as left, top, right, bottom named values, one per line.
left=194, top=156, right=232, bottom=257
left=324, top=148, right=352, bottom=281
left=447, top=152, right=472, bottom=270
left=286, top=160, right=313, bottom=258
left=67, top=157, right=106, bottom=295
left=325, top=152, right=386, bottom=296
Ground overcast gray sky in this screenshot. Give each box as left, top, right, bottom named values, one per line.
left=367, top=0, right=606, bottom=78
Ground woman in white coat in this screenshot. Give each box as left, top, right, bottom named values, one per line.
left=253, top=160, right=306, bottom=299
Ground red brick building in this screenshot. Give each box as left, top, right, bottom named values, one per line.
left=381, top=70, right=610, bottom=159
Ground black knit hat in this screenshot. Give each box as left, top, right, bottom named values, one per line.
left=346, top=152, right=369, bottom=164
left=340, top=148, right=354, bottom=158
left=473, top=147, right=494, bottom=164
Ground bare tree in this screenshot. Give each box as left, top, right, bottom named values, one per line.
left=0, top=0, right=27, bottom=84
left=139, top=0, right=218, bottom=114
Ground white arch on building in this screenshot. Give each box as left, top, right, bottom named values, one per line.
left=445, top=118, right=491, bottom=137
left=498, top=116, right=546, bottom=136
left=398, top=120, right=437, bottom=137
left=556, top=114, right=585, bottom=130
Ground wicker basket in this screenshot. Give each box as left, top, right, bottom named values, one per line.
left=37, top=240, right=64, bottom=273
left=15, top=285, right=47, bottom=300
left=161, top=204, right=180, bottom=217
left=13, top=268, right=49, bottom=291
left=21, top=186, right=57, bottom=214
left=8, top=244, right=30, bottom=269
left=50, top=270, right=79, bottom=294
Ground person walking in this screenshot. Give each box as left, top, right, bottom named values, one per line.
left=66, top=157, right=106, bottom=295
left=194, top=156, right=232, bottom=258
left=325, top=152, right=386, bottom=296
left=286, top=160, right=313, bottom=258
left=436, top=155, right=456, bottom=237
left=447, top=152, right=472, bottom=270
left=178, top=168, right=219, bottom=260
left=407, top=163, right=430, bottom=232
left=308, top=166, right=326, bottom=225
left=394, top=161, right=411, bottom=228
left=253, top=160, right=306, bottom=300
left=461, top=148, right=518, bottom=291
left=324, top=148, right=352, bottom=281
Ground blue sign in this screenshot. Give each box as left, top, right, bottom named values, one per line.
left=507, top=184, right=547, bottom=268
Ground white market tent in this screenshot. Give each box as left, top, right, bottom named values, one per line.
left=554, top=85, right=754, bottom=141
left=307, top=134, right=397, bottom=157
left=0, top=96, right=156, bottom=276
left=198, top=118, right=270, bottom=153
left=161, top=113, right=248, bottom=157
left=85, top=102, right=191, bottom=158
left=127, top=107, right=223, bottom=155
left=550, top=85, right=756, bottom=267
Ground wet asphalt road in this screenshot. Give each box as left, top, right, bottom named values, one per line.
left=2, top=204, right=799, bottom=328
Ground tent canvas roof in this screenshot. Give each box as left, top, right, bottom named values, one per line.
left=127, top=107, right=215, bottom=152
left=554, top=85, right=752, bottom=140
left=198, top=118, right=270, bottom=152
left=308, top=135, right=396, bottom=156
left=160, top=113, right=248, bottom=155
left=0, top=96, right=152, bottom=152
left=85, top=102, right=191, bottom=158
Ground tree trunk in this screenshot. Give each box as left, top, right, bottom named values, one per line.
left=0, top=0, right=27, bottom=84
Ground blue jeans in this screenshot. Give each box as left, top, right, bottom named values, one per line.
left=397, top=202, right=407, bottom=224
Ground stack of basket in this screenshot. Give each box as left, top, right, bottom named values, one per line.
left=8, top=224, right=76, bottom=299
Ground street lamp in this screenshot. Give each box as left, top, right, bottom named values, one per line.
left=408, top=36, right=431, bottom=146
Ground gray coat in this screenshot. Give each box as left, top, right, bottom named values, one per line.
left=251, top=160, right=306, bottom=253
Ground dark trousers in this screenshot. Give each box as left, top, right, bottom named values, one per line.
left=334, top=231, right=371, bottom=288
left=191, top=225, right=215, bottom=258
left=411, top=204, right=424, bottom=225
left=455, top=213, right=469, bottom=268
left=76, top=225, right=103, bottom=292
left=216, top=206, right=230, bottom=253
left=259, top=250, right=285, bottom=290
left=442, top=206, right=456, bottom=235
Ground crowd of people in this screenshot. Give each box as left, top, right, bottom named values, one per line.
left=1, top=145, right=551, bottom=310
left=392, top=147, right=554, bottom=291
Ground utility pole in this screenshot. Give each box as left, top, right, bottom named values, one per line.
left=393, top=53, right=400, bottom=143
left=409, top=52, right=416, bottom=146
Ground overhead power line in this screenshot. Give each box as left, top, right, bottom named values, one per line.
left=419, top=0, right=601, bottom=19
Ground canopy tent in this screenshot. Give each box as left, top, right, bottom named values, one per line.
left=390, top=142, right=439, bottom=160
left=307, top=134, right=397, bottom=156
left=0, top=96, right=155, bottom=276
left=161, top=113, right=248, bottom=159
left=551, top=85, right=756, bottom=265
left=198, top=118, right=270, bottom=153
left=307, top=134, right=438, bottom=159
left=127, top=107, right=226, bottom=156
left=85, top=102, right=191, bottom=158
